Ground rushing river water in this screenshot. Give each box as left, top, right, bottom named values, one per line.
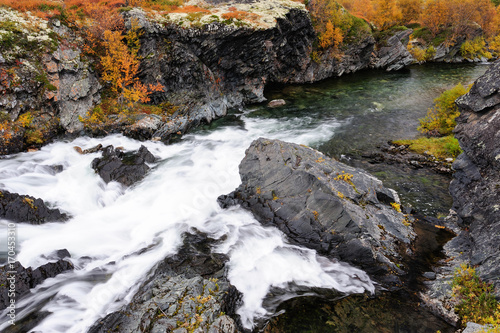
left=0, top=63, right=489, bottom=332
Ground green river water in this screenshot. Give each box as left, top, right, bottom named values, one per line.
left=236, top=62, right=488, bottom=332
left=251, top=63, right=489, bottom=217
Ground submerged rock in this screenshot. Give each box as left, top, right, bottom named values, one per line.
left=91, top=145, right=156, bottom=186
left=268, top=99, right=286, bottom=108
left=88, top=232, right=240, bottom=333
left=219, top=138, right=416, bottom=286
left=0, top=259, right=74, bottom=310
left=0, top=190, right=68, bottom=224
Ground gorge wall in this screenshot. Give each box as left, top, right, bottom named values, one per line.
left=451, top=61, right=500, bottom=291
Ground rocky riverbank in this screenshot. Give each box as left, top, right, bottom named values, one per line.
left=452, top=61, right=500, bottom=291
left=0, top=1, right=492, bottom=155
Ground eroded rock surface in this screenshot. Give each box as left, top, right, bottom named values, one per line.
left=219, top=138, right=416, bottom=285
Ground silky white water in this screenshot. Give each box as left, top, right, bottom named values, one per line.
left=0, top=113, right=374, bottom=332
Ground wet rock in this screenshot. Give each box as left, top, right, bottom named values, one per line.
left=82, top=143, right=103, bottom=154
left=268, top=99, right=286, bottom=108
left=0, top=259, right=74, bottom=310
left=91, top=145, right=156, bottom=186
left=88, top=232, right=240, bottom=333
left=219, top=138, right=416, bottom=286
left=422, top=271, right=436, bottom=280
left=0, top=190, right=68, bottom=224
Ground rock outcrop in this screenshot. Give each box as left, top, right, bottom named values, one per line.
left=372, top=29, right=414, bottom=71
left=89, top=232, right=240, bottom=333
left=0, top=258, right=74, bottom=310
left=0, top=190, right=68, bottom=224
left=219, top=138, right=416, bottom=286
left=0, top=9, right=101, bottom=134
left=91, top=145, right=157, bottom=186
left=450, top=61, right=500, bottom=290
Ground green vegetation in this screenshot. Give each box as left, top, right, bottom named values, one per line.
left=407, top=43, right=435, bottom=62
left=452, top=264, right=500, bottom=331
left=418, top=83, right=469, bottom=136
left=393, top=136, right=462, bottom=159
left=461, top=37, right=493, bottom=60
left=394, top=83, right=469, bottom=161
left=79, top=96, right=177, bottom=130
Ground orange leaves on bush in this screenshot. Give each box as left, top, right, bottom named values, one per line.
left=372, top=0, right=401, bottom=29
left=318, top=21, right=344, bottom=49
left=172, top=5, right=210, bottom=13
left=63, top=0, right=125, bottom=59
left=397, top=0, right=422, bottom=24
left=101, top=29, right=139, bottom=96
left=100, top=20, right=163, bottom=107
left=308, top=0, right=353, bottom=52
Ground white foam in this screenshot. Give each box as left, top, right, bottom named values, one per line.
left=0, top=114, right=372, bottom=332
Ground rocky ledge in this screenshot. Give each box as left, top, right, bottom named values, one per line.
left=219, top=138, right=416, bottom=287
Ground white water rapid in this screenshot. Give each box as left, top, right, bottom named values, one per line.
left=0, top=113, right=374, bottom=332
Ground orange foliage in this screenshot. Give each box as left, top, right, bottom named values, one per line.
left=338, top=0, right=375, bottom=24
left=0, top=0, right=63, bottom=18
left=336, top=0, right=499, bottom=38
left=64, top=0, right=125, bottom=59
left=172, top=5, right=210, bottom=13
left=420, top=0, right=450, bottom=35
left=372, top=0, right=401, bottom=29
left=309, top=0, right=353, bottom=52
left=100, top=21, right=163, bottom=107
left=221, top=10, right=260, bottom=22
left=397, top=0, right=422, bottom=24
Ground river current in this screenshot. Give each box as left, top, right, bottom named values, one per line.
left=0, top=63, right=489, bottom=332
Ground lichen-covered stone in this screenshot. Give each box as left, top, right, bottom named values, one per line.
left=219, top=138, right=416, bottom=286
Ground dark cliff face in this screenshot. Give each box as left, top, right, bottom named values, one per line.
left=452, top=61, right=500, bottom=290
left=132, top=8, right=317, bottom=108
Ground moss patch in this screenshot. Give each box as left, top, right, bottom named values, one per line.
left=393, top=135, right=462, bottom=160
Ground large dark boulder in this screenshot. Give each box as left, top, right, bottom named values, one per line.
left=0, top=190, right=67, bottom=224
left=0, top=258, right=74, bottom=310
left=91, top=145, right=156, bottom=186
left=450, top=61, right=500, bottom=290
left=88, top=232, right=240, bottom=333
left=219, top=138, right=416, bottom=286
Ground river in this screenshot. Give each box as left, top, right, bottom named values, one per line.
left=0, top=63, right=489, bottom=332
